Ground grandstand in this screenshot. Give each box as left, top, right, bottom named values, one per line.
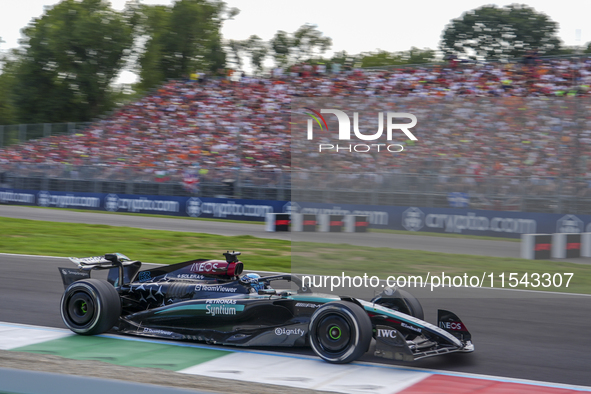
left=1, top=56, right=591, bottom=214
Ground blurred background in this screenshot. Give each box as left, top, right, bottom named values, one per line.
left=1, top=0, right=591, bottom=214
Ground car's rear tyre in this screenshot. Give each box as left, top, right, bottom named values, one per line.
left=309, top=301, right=372, bottom=364
left=60, top=279, right=121, bottom=335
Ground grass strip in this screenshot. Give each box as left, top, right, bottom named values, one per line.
left=0, top=217, right=290, bottom=271
left=1, top=217, right=590, bottom=294
left=20, top=206, right=266, bottom=225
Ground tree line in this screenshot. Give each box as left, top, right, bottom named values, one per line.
left=0, top=0, right=590, bottom=126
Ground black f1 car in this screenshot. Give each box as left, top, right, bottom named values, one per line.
left=58, top=252, right=474, bottom=364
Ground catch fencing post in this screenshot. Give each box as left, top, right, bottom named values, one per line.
left=552, top=233, right=581, bottom=259
left=580, top=233, right=591, bottom=257
left=19, top=124, right=26, bottom=143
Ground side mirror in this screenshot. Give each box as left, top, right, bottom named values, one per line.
left=258, top=289, right=277, bottom=295
left=104, top=254, right=118, bottom=263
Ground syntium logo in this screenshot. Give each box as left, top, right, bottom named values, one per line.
left=304, top=108, right=417, bottom=153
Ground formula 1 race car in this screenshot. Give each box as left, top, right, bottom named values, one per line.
left=58, top=252, right=474, bottom=364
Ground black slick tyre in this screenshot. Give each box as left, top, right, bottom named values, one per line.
left=60, top=279, right=121, bottom=335
left=309, top=301, right=372, bottom=364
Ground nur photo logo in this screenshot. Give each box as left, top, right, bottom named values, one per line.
left=303, top=108, right=418, bottom=153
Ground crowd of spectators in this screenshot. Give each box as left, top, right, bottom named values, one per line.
left=1, top=55, right=591, bottom=198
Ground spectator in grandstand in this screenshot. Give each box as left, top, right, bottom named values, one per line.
left=1, top=56, right=591, bottom=200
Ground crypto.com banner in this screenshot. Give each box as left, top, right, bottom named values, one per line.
left=0, top=188, right=286, bottom=221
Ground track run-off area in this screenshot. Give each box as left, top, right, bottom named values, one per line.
left=1, top=206, right=591, bottom=393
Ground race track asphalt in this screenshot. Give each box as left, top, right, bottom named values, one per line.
left=1, top=206, right=591, bottom=386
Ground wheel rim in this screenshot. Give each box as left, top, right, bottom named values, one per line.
left=67, top=292, right=95, bottom=325
left=316, top=314, right=351, bottom=353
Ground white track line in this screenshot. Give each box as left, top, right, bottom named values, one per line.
left=2, top=321, right=590, bottom=392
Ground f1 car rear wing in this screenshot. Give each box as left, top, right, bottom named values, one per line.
left=59, top=253, right=141, bottom=289
left=68, top=253, right=131, bottom=266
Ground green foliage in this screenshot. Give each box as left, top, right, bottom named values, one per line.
left=270, top=24, right=332, bottom=68
left=226, top=39, right=245, bottom=70
left=136, top=0, right=230, bottom=91
left=0, top=54, right=17, bottom=125
left=244, top=35, right=268, bottom=74
left=291, top=24, right=332, bottom=63
left=225, top=35, right=268, bottom=75
left=360, top=47, right=435, bottom=68
left=270, top=30, right=291, bottom=68
left=10, top=0, right=133, bottom=123
left=440, top=4, right=562, bottom=60
left=136, top=5, right=170, bottom=91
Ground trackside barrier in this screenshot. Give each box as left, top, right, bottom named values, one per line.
left=284, top=214, right=369, bottom=232
left=582, top=233, right=591, bottom=257
left=318, top=214, right=329, bottom=232
left=303, top=213, right=318, bottom=231
left=520, top=234, right=552, bottom=260
left=344, top=215, right=369, bottom=233
left=265, top=213, right=290, bottom=232
left=291, top=213, right=303, bottom=231
left=291, top=213, right=318, bottom=232
left=317, top=214, right=344, bottom=232
left=328, top=214, right=344, bottom=232
left=552, top=233, right=581, bottom=259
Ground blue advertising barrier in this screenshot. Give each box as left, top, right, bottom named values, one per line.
left=3, top=188, right=591, bottom=238
left=289, top=201, right=591, bottom=239
left=0, top=189, right=289, bottom=222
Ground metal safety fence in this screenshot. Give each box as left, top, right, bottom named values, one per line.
left=3, top=169, right=591, bottom=214
left=0, top=122, right=93, bottom=148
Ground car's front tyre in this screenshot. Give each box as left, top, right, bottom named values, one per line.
left=60, top=279, right=121, bottom=335
left=309, top=301, right=372, bottom=364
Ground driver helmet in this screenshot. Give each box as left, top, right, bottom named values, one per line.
left=240, top=273, right=263, bottom=292
left=240, top=273, right=261, bottom=285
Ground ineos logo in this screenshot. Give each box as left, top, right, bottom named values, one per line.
left=440, top=321, right=463, bottom=331
left=190, top=262, right=220, bottom=273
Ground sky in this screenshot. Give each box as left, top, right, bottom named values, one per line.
left=1, top=0, right=590, bottom=83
